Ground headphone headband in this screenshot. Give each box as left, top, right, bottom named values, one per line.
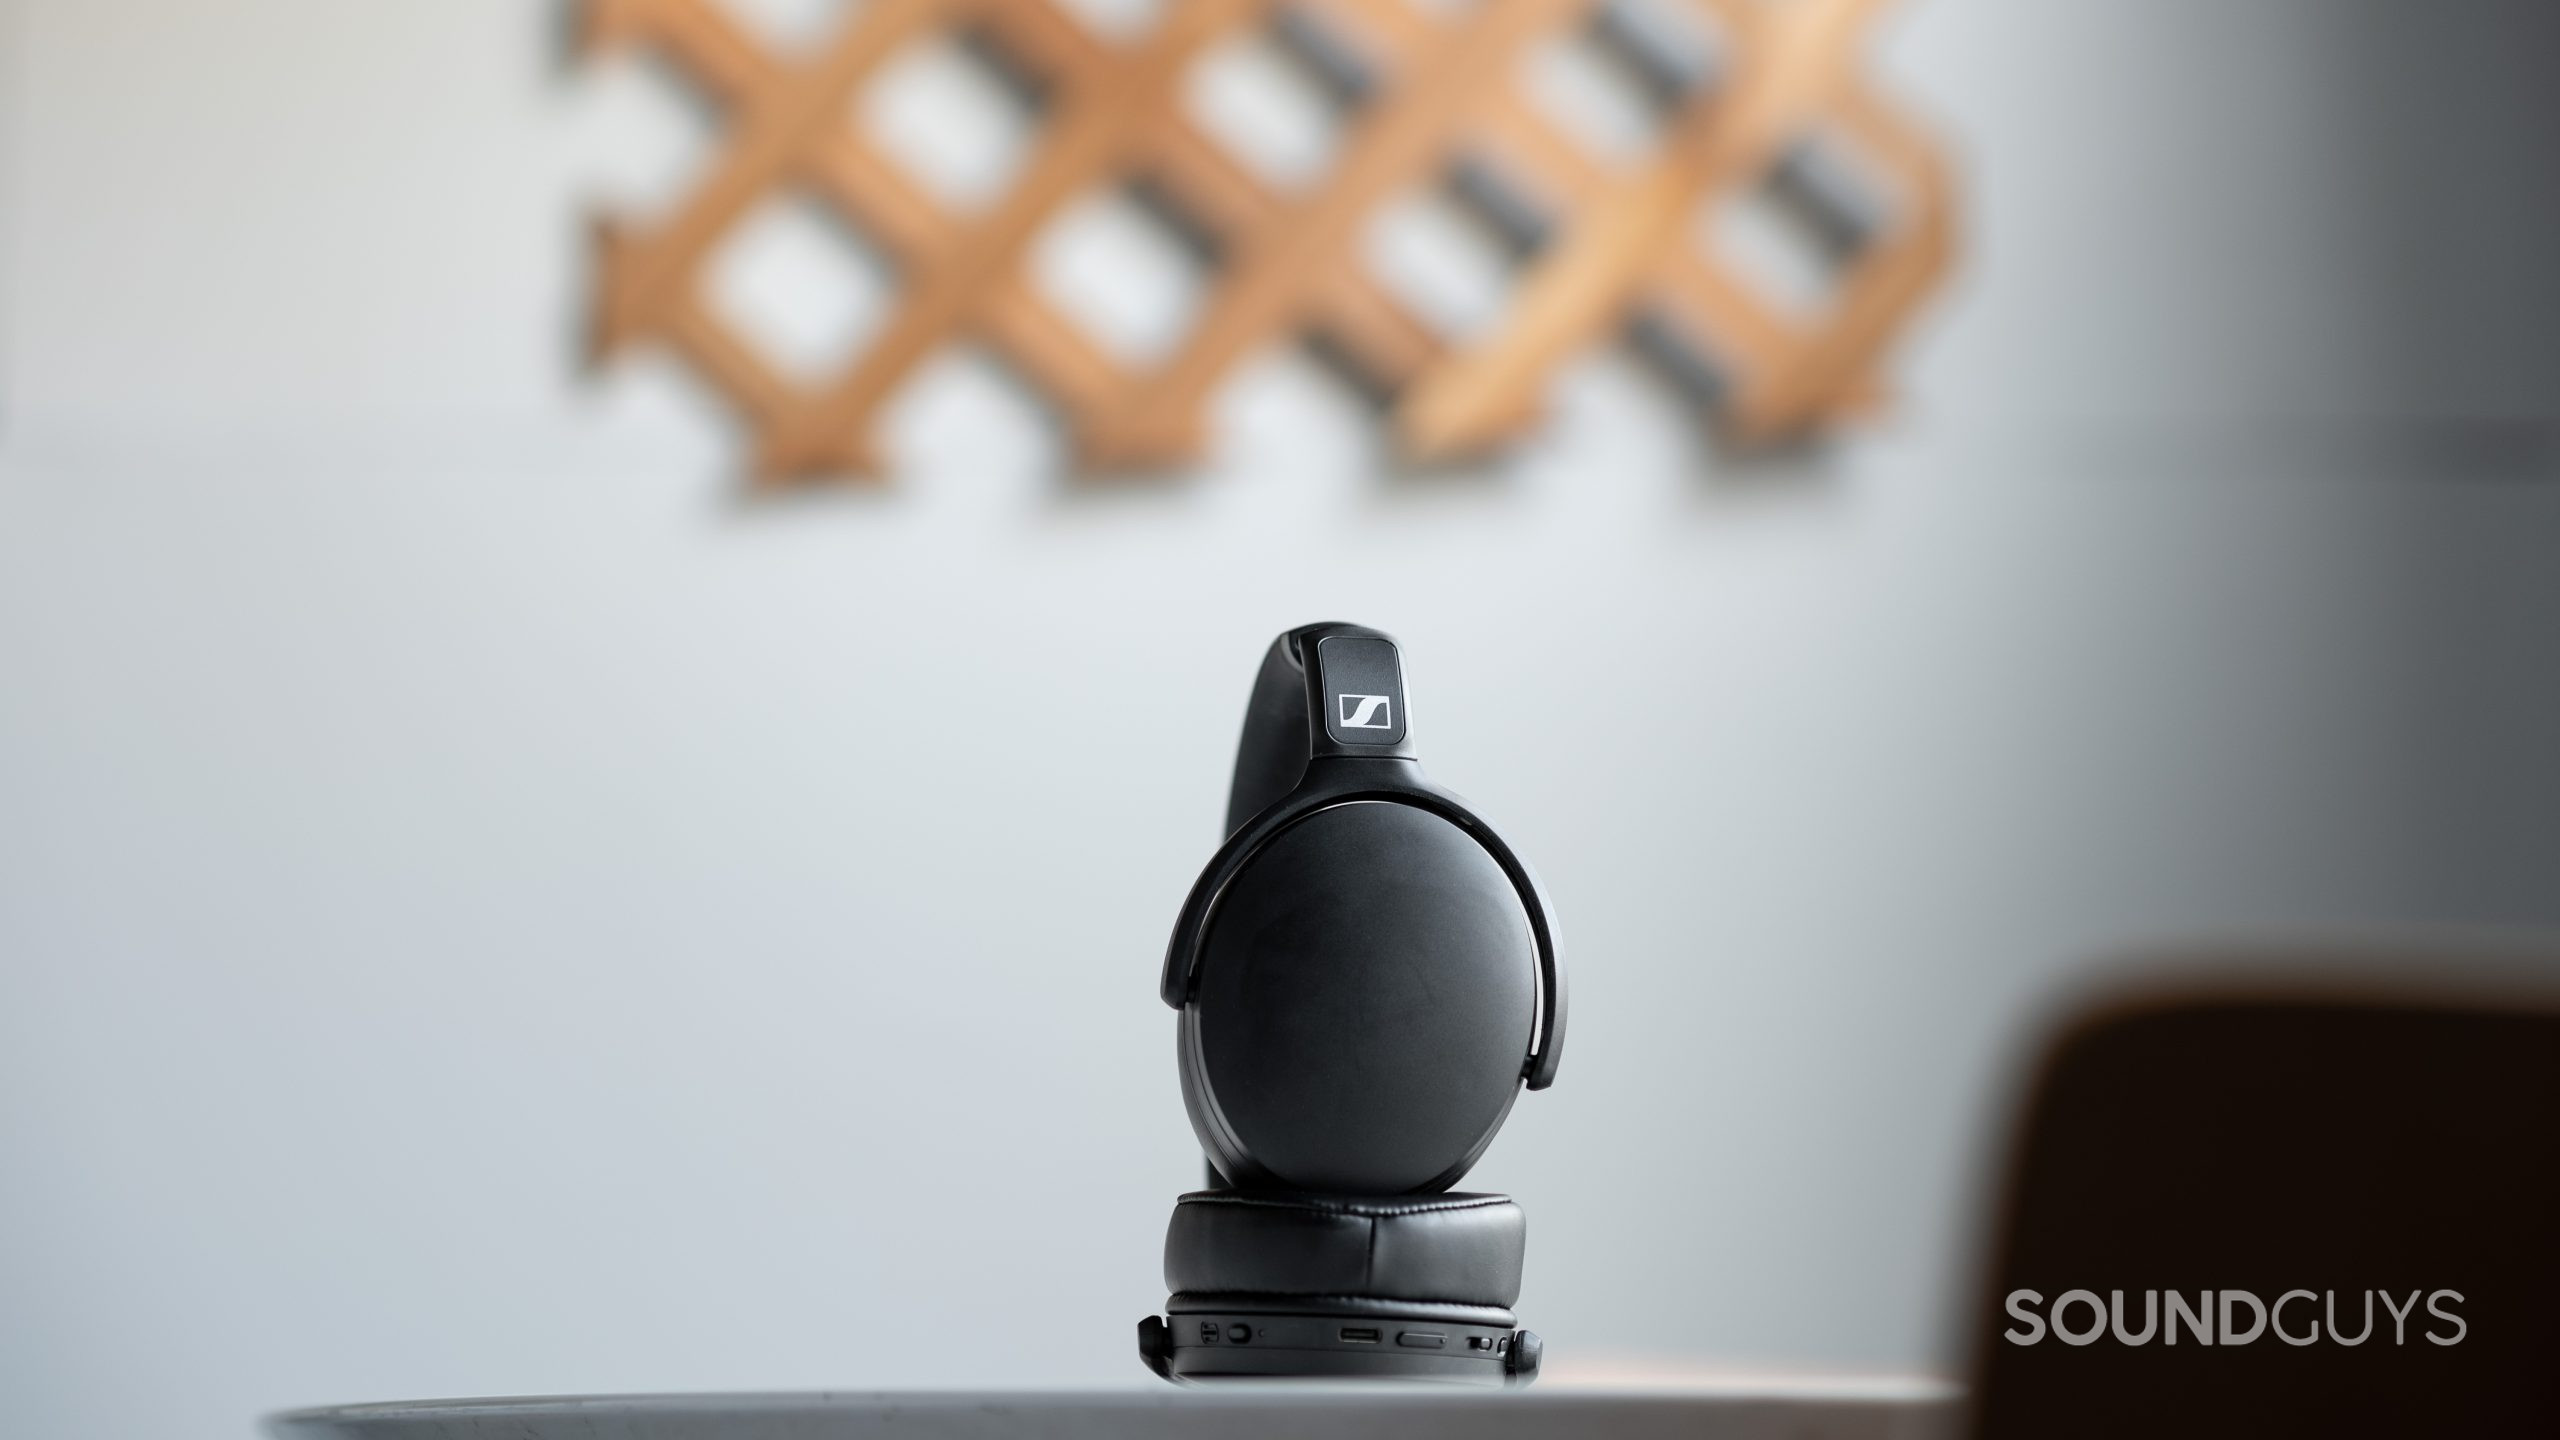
left=1223, top=622, right=1418, bottom=834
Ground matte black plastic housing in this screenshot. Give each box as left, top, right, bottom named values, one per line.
left=1162, top=624, right=1566, bottom=1194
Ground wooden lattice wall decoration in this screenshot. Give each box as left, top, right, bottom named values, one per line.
left=582, top=0, right=1955, bottom=486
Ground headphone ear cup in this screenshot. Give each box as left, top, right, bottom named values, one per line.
left=1178, top=801, right=1539, bottom=1194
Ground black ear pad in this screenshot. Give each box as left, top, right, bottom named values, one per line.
left=1163, top=1190, right=1526, bottom=1324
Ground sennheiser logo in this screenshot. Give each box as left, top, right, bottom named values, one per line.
left=1339, top=694, right=1393, bottom=730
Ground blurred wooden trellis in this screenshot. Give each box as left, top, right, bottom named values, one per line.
left=582, top=0, right=1955, bottom=486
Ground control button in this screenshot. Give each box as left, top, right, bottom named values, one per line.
left=1198, top=1321, right=1219, bottom=1344
left=1396, top=1330, right=1446, bottom=1349
left=1227, top=1323, right=1252, bottom=1343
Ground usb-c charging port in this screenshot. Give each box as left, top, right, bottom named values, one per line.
left=1338, top=1327, right=1380, bottom=1344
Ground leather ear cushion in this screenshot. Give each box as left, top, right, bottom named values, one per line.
left=1163, top=1191, right=1525, bottom=1319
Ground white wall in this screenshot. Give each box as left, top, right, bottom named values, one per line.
left=1, top=1, right=2555, bottom=1435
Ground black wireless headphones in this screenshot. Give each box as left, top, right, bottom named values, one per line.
left=1139, top=624, right=1565, bottom=1384
left=1160, top=622, right=1568, bottom=1194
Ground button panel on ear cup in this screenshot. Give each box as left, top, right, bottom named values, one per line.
left=1151, top=1311, right=1535, bottom=1384
left=1185, top=801, right=1538, bottom=1194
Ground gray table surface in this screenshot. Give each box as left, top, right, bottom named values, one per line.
left=268, top=1379, right=1962, bottom=1440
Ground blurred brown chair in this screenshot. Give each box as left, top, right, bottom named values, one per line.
left=1964, top=955, right=2560, bottom=1438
